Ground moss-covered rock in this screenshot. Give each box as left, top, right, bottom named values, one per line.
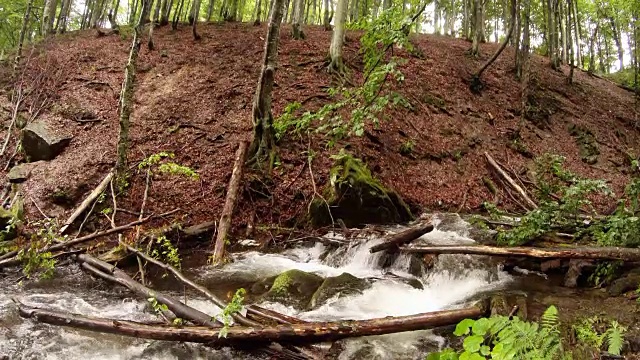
left=309, top=272, right=371, bottom=309
left=262, top=269, right=323, bottom=310
left=310, top=150, right=413, bottom=227
left=568, top=124, right=599, bottom=164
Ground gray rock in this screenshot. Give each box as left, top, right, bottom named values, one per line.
left=7, top=162, right=41, bottom=183
left=21, top=121, right=72, bottom=161
left=309, top=272, right=370, bottom=309
left=262, top=269, right=323, bottom=310
left=608, top=273, right=640, bottom=296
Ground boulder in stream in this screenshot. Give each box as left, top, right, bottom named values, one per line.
left=21, top=120, right=72, bottom=162
left=309, top=150, right=413, bottom=227
left=262, top=269, right=323, bottom=310
left=309, top=272, right=371, bottom=309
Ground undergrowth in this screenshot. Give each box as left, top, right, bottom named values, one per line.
left=218, top=288, right=246, bottom=338
left=428, top=306, right=626, bottom=359
left=274, top=8, right=412, bottom=145
left=490, top=154, right=640, bottom=248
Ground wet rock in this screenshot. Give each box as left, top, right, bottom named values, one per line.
left=21, top=120, right=72, bottom=161
left=262, top=269, right=323, bottom=310
left=608, top=273, right=640, bottom=296
left=309, top=150, right=413, bottom=227
left=250, top=275, right=278, bottom=295
left=404, top=277, right=424, bottom=290
left=7, top=162, right=42, bottom=183
left=309, top=272, right=371, bottom=309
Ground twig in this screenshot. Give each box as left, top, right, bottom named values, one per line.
left=59, top=170, right=114, bottom=234
left=30, top=198, right=50, bottom=220
left=4, top=141, right=21, bottom=171
left=485, top=152, right=538, bottom=210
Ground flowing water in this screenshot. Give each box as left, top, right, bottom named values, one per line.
left=0, top=214, right=513, bottom=359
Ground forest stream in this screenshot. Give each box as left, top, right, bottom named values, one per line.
left=0, top=214, right=530, bottom=359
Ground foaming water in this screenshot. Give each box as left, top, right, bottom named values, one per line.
left=1, top=213, right=510, bottom=359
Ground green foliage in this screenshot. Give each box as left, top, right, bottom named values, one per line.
left=150, top=235, right=181, bottom=269
left=588, top=261, right=622, bottom=287
left=218, top=288, right=246, bottom=338
left=400, top=139, right=415, bottom=155
left=139, top=152, right=199, bottom=180
left=17, top=218, right=65, bottom=279
left=428, top=306, right=565, bottom=360
left=273, top=8, right=413, bottom=146
left=573, top=316, right=626, bottom=356
left=496, top=154, right=612, bottom=246
left=147, top=296, right=169, bottom=314
left=592, top=178, right=640, bottom=247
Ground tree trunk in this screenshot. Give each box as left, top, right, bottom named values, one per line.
left=116, top=0, right=150, bottom=173
left=588, top=24, right=597, bottom=73
left=471, top=0, right=482, bottom=56
left=369, top=223, right=434, bottom=253
left=160, top=0, right=172, bottom=24
left=323, top=0, right=330, bottom=29
left=14, top=0, right=33, bottom=74
left=42, top=0, right=58, bottom=35
left=148, top=0, right=162, bottom=49
left=547, top=0, right=556, bottom=67
left=572, top=0, right=581, bottom=67
left=513, top=0, right=521, bottom=73
left=247, top=0, right=285, bottom=166
left=173, top=0, right=184, bottom=29
left=210, top=142, right=248, bottom=265
left=382, top=0, right=391, bottom=10
left=192, top=0, right=202, bottom=39
left=567, top=0, right=574, bottom=83
left=328, top=0, right=347, bottom=73
left=19, top=304, right=487, bottom=344
left=253, top=0, right=262, bottom=24
left=559, top=0, right=566, bottom=64
left=608, top=17, right=624, bottom=71
left=463, top=0, right=469, bottom=39
left=434, top=0, right=440, bottom=35
left=518, top=0, right=529, bottom=80
left=401, top=245, right=640, bottom=262
left=292, top=0, right=305, bottom=39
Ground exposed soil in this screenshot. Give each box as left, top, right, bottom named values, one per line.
left=1, top=22, right=639, bottom=243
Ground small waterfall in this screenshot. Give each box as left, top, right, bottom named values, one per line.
left=0, top=213, right=511, bottom=360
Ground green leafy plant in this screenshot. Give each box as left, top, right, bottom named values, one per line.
left=428, top=306, right=565, bottom=360
left=400, top=139, right=415, bottom=155
left=147, top=296, right=169, bottom=314
left=139, top=152, right=199, bottom=180
left=588, top=261, right=622, bottom=287
left=218, top=288, right=246, bottom=338
left=150, top=235, right=181, bottom=270
left=573, top=316, right=626, bottom=357
left=17, top=218, right=66, bottom=279
left=274, top=8, right=413, bottom=146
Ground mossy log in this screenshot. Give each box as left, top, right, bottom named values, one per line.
left=18, top=304, right=486, bottom=345
left=401, top=244, right=640, bottom=261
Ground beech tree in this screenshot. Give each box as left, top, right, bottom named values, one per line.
left=328, top=0, right=349, bottom=73
left=42, top=0, right=58, bottom=35
left=248, top=0, right=286, bottom=167
left=292, top=0, right=306, bottom=39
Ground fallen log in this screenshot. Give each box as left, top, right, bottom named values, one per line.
left=0, top=210, right=178, bottom=269
left=120, top=242, right=261, bottom=327
left=484, top=152, right=538, bottom=211
left=369, top=222, right=434, bottom=253
left=401, top=244, right=640, bottom=261
left=18, top=303, right=486, bottom=344
left=211, top=141, right=248, bottom=265
left=59, top=170, right=114, bottom=234
left=76, top=253, right=220, bottom=327
left=246, top=304, right=307, bottom=325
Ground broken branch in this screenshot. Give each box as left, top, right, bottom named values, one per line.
left=369, top=222, right=434, bottom=253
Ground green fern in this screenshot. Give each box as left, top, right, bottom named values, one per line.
left=605, top=321, right=626, bottom=355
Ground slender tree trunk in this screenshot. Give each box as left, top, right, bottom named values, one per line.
left=57, top=0, right=72, bottom=34
left=588, top=23, right=597, bottom=73
left=116, top=0, right=150, bottom=173
left=173, top=0, right=184, bottom=29
left=572, top=0, right=581, bottom=67
left=328, top=0, right=348, bottom=73
left=207, top=0, right=215, bottom=20
left=42, top=0, right=58, bottom=35
left=14, top=0, right=33, bottom=74
left=148, top=0, right=161, bottom=48
left=383, top=0, right=391, bottom=10
left=434, top=1, right=440, bottom=35
left=160, top=0, right=171, bottom=24
left=191, top=0, right=201, bottom=38
left=514, top=0, right=521, bottom=77
left=130, top=0, right=139, bottom=24
left=549, top=0, right=559, bottom=69
left=81, top=0, right=90, bottom=29
left=471, top=0, right=483, bottom=56
left=559, top=0, right=567, bottom=64
left=248, top=0, right=286, bottom=167
left=567, top=0, right=574, bottom=83
left=608, top=17, right=624, bottom=71
left=521, top=0, right=530, bottom=88
left=292, top=0, right=305, bottom=39
left=323, top=0, right=331, bottom=29
left=463, top=0, right=469, bottom=39
left=251, top=0, right=262, bottom=26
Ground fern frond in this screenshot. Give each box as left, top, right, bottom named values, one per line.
left=605, top=321, right=626, bottom=355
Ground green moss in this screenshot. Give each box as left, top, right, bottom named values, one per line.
left=271, top=272, right=293, bottom=295
left=568, top=124, right=600, bottom=165
left=310, top=150, right=413, bottom=227
left=262, top=269, right=324, bottom=310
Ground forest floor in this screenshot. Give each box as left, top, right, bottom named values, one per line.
left=1, top=22, right=638, bottom=245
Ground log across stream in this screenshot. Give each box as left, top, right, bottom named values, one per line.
left=1, top=214, right=514, bottom=359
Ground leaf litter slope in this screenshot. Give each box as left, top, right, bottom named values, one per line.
left=2, top=23, right=638, bottom=240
